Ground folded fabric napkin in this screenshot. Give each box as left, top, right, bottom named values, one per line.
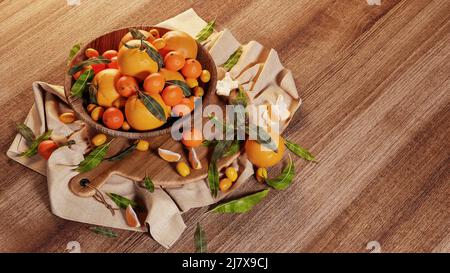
left=7, top=8, right=300, bottom=248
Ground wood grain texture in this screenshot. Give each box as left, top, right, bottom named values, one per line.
left=0, top=0, right=448, bottom=253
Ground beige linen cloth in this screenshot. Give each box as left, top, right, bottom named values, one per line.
left=7, top=9, right=300, bottom=248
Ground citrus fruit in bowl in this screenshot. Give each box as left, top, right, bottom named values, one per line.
left=64, top=26, right=217, bottom=139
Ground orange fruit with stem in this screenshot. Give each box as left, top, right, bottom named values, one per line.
left=143, top=73, right=165, bottom=95
left=85, top=48, right=99, bottom=58
left=161, top=85, right=183, bottom=106
left=164, top=51, right=185, bottom=71
left=181, top=128, right=203, bottom=148
left=102, top=50, right=118, bottom=60
left=245, top=132, right=285, bottom=168
left=181, top=59, right=202, bottom=78
left=115, top=75, right=138, bottom=97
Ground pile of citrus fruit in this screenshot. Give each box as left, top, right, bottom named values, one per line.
left=71, top=28, right=211, bottom=131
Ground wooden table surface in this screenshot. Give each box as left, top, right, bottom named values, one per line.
left=0, top=0, right=448, bottom=253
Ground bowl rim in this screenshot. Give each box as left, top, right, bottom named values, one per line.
left=64, top=26, right=217, bottom=139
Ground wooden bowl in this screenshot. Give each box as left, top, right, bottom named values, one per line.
left=64, top=27, right=217, bottom=139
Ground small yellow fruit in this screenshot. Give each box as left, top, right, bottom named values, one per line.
left=136, top=140, right=149, bottom=151
left=219, top=178, right=233, bottom=192
left=185, top=78, right=198, bottom=88
left=87, top=104, right=97, bottom=113
left=59, top=112, right=76, bottom=124
left=193, top=86, right=204, bottom=97
left=112, top=97, right=127, bottom=109
left=92, top=134, right=107, bottom=146
left=225, top=167, right=238, bottom=182
left=200, top=70, right=211, bottom=83
left=176, top=162, right=191, bottom=177
left=256, top=167, right=268, bottom=183
left=122, top=121, right=131, bottom=131
left=91, top=106, right=104, bottom=121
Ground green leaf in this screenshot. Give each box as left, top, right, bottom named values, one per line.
left=71, top=69, right=94, bottom=98
left=285, top=139, right=317, bottom=162
left=19, top=130, right=52, bottom=158
left=141, top=41, right=163, bottom=69
left=16, top=123, right=35, bottom=143
left=196, top=20, right=215, bottom=42
left=106, top=193, right=138, bottom=209
left=194, top=223, right=207, bottom=253
left=223, top=140, right=241, bottom=157
left=105, top=143, right=137, bottom=161
left=211, top=140, right=233, bottom=162
left=88, top=226, right=118, bottom=238
left=167, top=80, right=192, bottom=96
left=67, top=43, right=81, bottom=65
left=68, top=56, right=110, bottom=75
left=75, top=142, right=110, bottom=173
left=143, top=175, right=154, bottom=193
left=265, top=156, right=295, bottom=190
left=222, top=46, right=243, bottom=71
left=208, top=161, right=219, bottom=198
left=138, top=91, right=167, bottom=122
left=129, top=28, right=146, bottom=40
left=211, top=189, right=270, bottom=213
left=245, top=124, right=278, bottom=152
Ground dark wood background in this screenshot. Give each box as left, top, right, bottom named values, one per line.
left=0, top=0, right=448, bottom=252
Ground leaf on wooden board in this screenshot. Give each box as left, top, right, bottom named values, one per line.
left=67, top=43, right=81, bottom=65
left=194, top=223, right=207, bottom=253
left=211, top=188, right=270, bottom=213
left=105, top=143, right=137, bottom=161
left=196, top=20, right=215, bottom=42
left=75, top=142, right=110, bottom=173
left=68, top=56, right=110, bottom=75
left=19, top=130, right=52, bottom=158
left=166, top=80, right=192, bottom=96
left=16, top=123, right=35, bottom=143
left=143, top=175, right=154, bottom=193
left=265, top=156, right=295, bottom=190
left=138, top=91, right=167, bottom=122
left=88, top=226, right=118, bottom=238
left=106, top=193, right=138, bottom=209
left=285, top=139, right=317, bottom=162
left=222, top=46, right=243, bottom=71
left=71, top=69, right=94, bottom=98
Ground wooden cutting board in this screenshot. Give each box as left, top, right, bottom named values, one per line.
left=69, top=89, right=240, bottom=197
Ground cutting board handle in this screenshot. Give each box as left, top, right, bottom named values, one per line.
left=69, top=168, right=116, bottom=197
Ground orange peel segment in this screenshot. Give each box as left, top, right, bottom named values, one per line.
left=158, top=148, right=181, bottom=162
left=125, top=204, right=141, bottom=228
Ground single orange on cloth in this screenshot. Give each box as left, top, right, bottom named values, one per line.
left=245, top=133, right=286, bottom=168
left=102, top=49, right=118, bottom=60
left=115, top=75, right=138, bottom=97
left=102, top=107, right=124, bottom=130
left=181, top=59, right=202, bottom=79
left=143, top=73, right=165, bottom=94
left=164, top=51, right=185, bottom=71
left=181, top=128, right=203, bottom=147
left=38, top=140, right=59, bottom=160
left=161, top=85, right=183, bottom=106
left=125, top=204, right=141, bottom=228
